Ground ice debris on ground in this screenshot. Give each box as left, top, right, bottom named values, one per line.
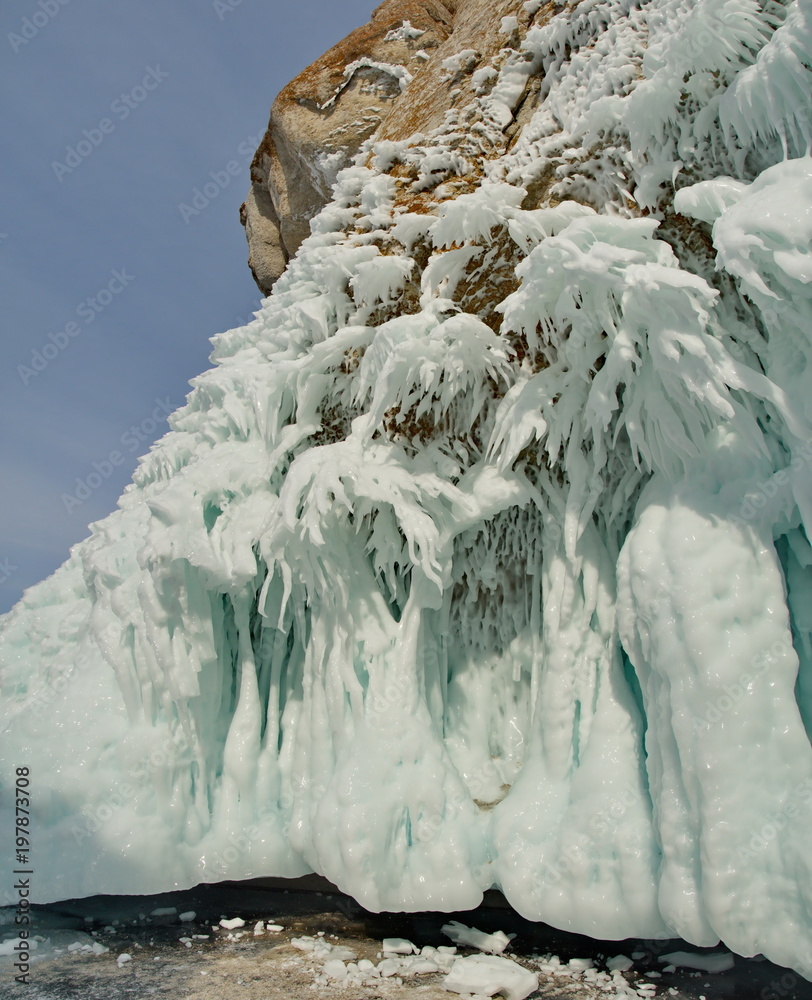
left=1, top=0, right=812, bottom=983
left=444, top=953, right=539, bottom=1000
left=0, top=937, right=38, bottom=957
left=442, top=920, right=516, bottom=954
left=658, top=951, right=736, bottom=973
left=383, top=937, right=419, bottom=955
left=607, top=955, right=634, bottom=972
left=288, top=929, right=663, bottom=999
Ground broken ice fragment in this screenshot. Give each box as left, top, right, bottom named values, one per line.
left=219, top=917, right=245, bottom=930
left=607, top=954, right=634, bottom=971
left=659, top=951, right=735, bottom=973
left=383, top=937, right=418, bottom=954
left=443, top=954, right=539, bottom=1000
left=442, top=921, right=516, bottom=955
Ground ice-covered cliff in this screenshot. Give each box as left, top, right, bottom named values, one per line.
left=2, top=0, right=812, bottom=980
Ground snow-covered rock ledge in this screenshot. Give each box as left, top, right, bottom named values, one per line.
left=2, top=0, right=812, bottom=983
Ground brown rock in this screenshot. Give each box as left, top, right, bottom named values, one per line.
left=242, top=0, right=456, bottom=293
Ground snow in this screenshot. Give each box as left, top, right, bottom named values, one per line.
left=1, top=0, right=811, bottom=984
left=384, top=20, right=426, bottom=43
left=320, top=58, right=414, bottom=111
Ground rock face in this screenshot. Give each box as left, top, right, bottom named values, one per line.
left=241, top=0, right=534, bottom=293
left=3, top=0, right=812, bottom=986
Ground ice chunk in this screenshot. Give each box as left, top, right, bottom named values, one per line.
left=659, top=951, right=735, bottom=973
left=442, top=921, right=516, bottom=954
left=443, top=954, right=539, bottom=1000
left=607, top=955, right=634, bottom=972
left=383, top=937, right=418, bottom=954
left=0, top=937, right=38, bottom=957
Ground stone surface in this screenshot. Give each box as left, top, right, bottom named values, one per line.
left=242, top=0, right=457, bottom=292
left=241, top=0, right=540, bottom=293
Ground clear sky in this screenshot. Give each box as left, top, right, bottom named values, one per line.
left=0, top=0, right=375, bottom=613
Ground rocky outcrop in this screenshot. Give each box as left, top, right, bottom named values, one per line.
left=241, top=0, right=539, bottom=294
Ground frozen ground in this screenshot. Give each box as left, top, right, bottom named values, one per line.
left=1, top=879, right=809, bottom=999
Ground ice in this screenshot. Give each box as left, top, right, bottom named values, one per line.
left=382, top=937, right=418, bottom=954
left=607, top=955, right=634, bottom=972
left=0, top=937, right=37, bottom=957
left=443, top=953, right=539, bottom=1000
left=1, top=0, right=811, bottom=984
left=442, top=921, right=516, bottom=955
left=219, top=917, right=245, bottom=930
left=659, top=951, right=736, bottom=973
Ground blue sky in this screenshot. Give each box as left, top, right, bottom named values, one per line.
left=0, top=0, right=374, bottom=613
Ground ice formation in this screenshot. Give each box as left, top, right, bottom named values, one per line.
left=2, top=0, right=812, bottom=983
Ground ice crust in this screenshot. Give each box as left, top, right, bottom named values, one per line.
left=1, top=0, right=811, bottom=982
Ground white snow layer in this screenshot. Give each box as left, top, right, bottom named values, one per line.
left=2, top=0, right=812, bottom=983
